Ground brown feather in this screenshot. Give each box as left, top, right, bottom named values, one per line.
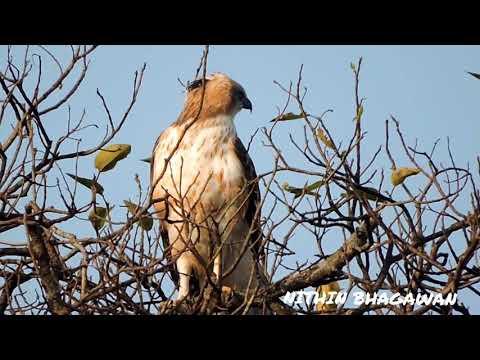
left=174, top=74, right=244, bottom=126
left=233, top=137, right=264, bottom=261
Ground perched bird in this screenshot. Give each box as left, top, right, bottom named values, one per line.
left=151, top=73, right=266, bottom=304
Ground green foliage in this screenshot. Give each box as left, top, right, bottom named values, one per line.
left=316, top=128, right=335, bottom=149
left=343, top=185, right=391, bottom=203
left=95, top=144, right=131, bottom=172
left=391, top=167, right=421, bottom=186
left=123, top=200, right=153, bottom=231
left=88, top=206, right=109, bottom=231
left=355, top=104, right=364, bottom=122
left=66, top=173, right=104, bottom=195
left=282, top=180, right=325, bottom=198
left=271, top=112, right=308, bottom=122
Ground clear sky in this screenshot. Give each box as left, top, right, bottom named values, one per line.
left=1, top=45, right=480, bottom=314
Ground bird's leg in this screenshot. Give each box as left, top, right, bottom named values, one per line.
left=176, top=257, right=192, bottom=300
left=158, top=257, right=192, bottom=314
left=213, top=244, right=236, bottom=304
left=213, top=251, right=222, bottom=285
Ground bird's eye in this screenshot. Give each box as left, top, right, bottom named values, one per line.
left=237, top=90, right=246, bottom=100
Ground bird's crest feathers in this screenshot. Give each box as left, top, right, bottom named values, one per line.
left=187, top=72, right=229, bottom=92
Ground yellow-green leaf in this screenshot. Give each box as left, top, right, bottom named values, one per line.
left=123, top=200, right=139, bottom=214
left=304, top=180, right=325, bottom=194
left=391, top=167, right=421, bottom=186
left=88, top=206, right=108, bottom=231
left=282, top=182, right=303, bottom=197
left=343, top=185, right=391, bottom=203
left=95, top=144, right=131, bottom=172
left=282, top=180, right=324, bottom=199
left=139, top=216, right=153, bottom=231
left=66, top=173, right=104, bottom=195
left=123, top=200, right=153, bottom=231
left=316, top=128, right=335, bottom=149
left=356, top=104, right=364, bottom=122
left=271, top=112, right=308, bottom=122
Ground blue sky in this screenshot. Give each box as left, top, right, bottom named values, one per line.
left=1, top=45, right=479, bottom=314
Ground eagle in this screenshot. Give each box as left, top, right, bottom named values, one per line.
left=151, top=73, right=266, bottom=305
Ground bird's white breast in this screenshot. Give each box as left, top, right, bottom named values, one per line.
left=153, top=115, right=244, bottom=214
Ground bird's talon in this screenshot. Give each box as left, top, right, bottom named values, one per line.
left=221, top=286, right=234, bottom=304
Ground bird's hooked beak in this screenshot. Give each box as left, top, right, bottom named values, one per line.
left=242, top=97, right=253, bottom=113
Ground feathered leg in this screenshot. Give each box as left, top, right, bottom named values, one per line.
left=176, top=255, right=192, bottom=300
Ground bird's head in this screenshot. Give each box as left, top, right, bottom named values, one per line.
left=185, top=73, right=252, bottom=118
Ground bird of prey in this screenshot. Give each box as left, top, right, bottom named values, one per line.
left=150, top=73, right=266, bottom=304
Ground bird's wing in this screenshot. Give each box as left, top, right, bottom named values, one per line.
left=150, top=131, right=179, bottom=288
left=233, top=136, right=264, bottom=262
left=150, top=132, right=163, bottom=188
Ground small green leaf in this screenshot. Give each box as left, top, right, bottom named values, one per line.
left=123, top=200, right=153, bottom=231
left=95, top=144, right=131, bottom=172
left=88, top=206, right=108, bottom=231
left=391, top=167, right=421, bottom=186
left=123, top=200, right=139, bottom=214
left=139, top=216, right=153, bottom=231
left=467, top=71, right=480, bottom=80
left=316, top=129, right=335, bottom=149
left=356, top=105, right=364, bottom=122
left=271, top=112, right=308, bottom=122
left=66, top=173, right=104, bottom=195
left=343, top=185, right=392, bottom=203
left=304, top=180, right=325, bottom=193
left=282, top=180, right=325, bottom=199
left=282, top=182, right=302, bottom=197
left=350, top=62, right=357, bottom=72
